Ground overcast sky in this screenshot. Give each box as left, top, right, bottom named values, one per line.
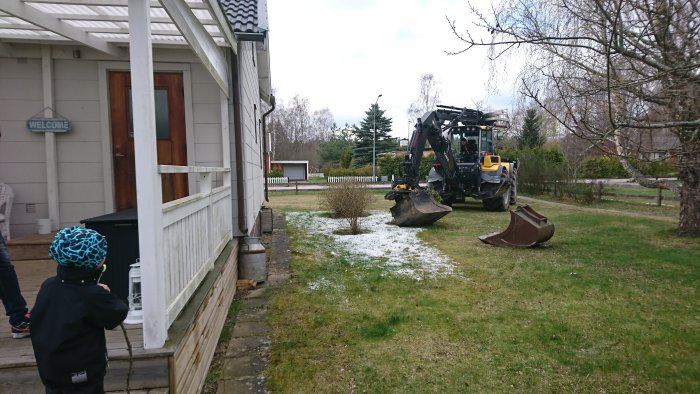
left=266, top=0, right=519, bottom=140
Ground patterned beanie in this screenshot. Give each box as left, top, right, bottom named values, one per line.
left=49, top=226, right=108, bottom=269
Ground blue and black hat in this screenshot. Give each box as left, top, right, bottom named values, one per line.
left=49, top=226, right=108, bottom=269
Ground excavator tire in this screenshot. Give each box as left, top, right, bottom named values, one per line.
left=482, top=185, right=510, bottom=211
left=390, top=189, right=452, bottom=227
left=479, top=205, right=555, bottom=248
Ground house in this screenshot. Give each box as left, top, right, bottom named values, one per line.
left=0, top=0, right=272, bottom=392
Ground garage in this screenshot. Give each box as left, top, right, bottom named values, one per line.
left=270, top=161, right=308, bottom=181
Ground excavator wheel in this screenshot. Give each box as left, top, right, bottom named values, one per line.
left=482, top=185, right=510, bottom=211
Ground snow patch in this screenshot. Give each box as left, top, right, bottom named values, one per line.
left=287, top=211, right=457, bottom=281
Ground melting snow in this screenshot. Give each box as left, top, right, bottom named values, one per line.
left=286, top=211, right=457, bottom=282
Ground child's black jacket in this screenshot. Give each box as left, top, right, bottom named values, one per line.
left=30, top=265, right=128, bottom=388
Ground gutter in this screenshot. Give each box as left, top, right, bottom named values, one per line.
left=261, top=94, right=276, bottom=202
left=231, top=51, right=247, bottom=235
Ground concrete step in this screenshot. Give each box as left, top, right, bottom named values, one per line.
left=6, top=233, right=55, bottom=261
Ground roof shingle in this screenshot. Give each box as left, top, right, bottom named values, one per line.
left=218, top=0, right=266, bottom=40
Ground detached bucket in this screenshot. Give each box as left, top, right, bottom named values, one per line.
left=239, top=237, right=267, bottom=283
left=479, top=205, right=554, bottom=248
left=390, top=189, right=452, bottom=227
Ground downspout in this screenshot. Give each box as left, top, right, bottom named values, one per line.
left=231, top=51, right=247, bottom=235
left=261, top=94, right=276, bottom=202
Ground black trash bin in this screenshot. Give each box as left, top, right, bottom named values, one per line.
left=81, top=208, right=139, bottom=301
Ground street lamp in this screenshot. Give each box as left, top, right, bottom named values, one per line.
left=373, top=93, right=382, bottom=182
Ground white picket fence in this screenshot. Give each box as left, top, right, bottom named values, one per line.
left=267, top=177, right=289, bottom=184
left=327, top=176, right=378, bottom=183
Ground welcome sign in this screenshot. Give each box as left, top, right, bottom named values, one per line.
left=26, top=117, right=71, bottom=133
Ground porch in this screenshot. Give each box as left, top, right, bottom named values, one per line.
left=0, top=236, right=239, bottom=393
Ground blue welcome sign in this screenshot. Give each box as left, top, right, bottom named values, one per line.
left=26, top=107, right=72, bottom=133
left=27, top=117, right=71, bottom=133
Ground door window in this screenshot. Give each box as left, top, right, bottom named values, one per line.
left=127, top=88, right=171, bottom=139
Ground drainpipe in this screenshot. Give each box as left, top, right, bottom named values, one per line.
left=231, top=52, right=247, bottom=235
left=261, top=94, right=276, bottom=202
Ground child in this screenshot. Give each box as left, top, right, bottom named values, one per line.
left=30, top=226, right=128, bottom=393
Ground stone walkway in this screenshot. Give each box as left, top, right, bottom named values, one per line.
left=216, top=212, right=291, bottom=393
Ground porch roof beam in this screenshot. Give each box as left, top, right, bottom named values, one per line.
left=0, top=0, right=124, bottom=57
left=32, top=14, right=215, bottom=24
left=159, top=0, right=228, bottom=95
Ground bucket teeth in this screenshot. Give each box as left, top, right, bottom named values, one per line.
left=479, top=205, right=555, bottom=247
left=390, top=189, right=452, bottom=227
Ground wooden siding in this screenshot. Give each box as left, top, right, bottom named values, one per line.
left=171, top=239, right=239, bottom=393
left=0, top=57, right=49, bottom=237
left=0, top=45, right=236, bottom=238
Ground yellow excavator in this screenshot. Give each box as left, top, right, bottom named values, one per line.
left=385, top=105, right=554, bottom=247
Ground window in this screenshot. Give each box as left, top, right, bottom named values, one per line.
left=127, top=88, right=170, bottom=139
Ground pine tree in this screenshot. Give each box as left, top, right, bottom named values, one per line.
left=352, top=103, right=396, bottom=167
left=518, top=108, right=546, bottom=149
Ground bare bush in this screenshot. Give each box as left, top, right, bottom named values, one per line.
left=320, top=182, right=373, bottom=234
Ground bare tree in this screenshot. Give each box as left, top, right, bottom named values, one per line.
left=449, top=0, right=700, bottom=235
left=268, top=95, right=336, bottom=171
left=312, top=108, right=335, bottom=141
left=408, top=73, right=442, bottom=120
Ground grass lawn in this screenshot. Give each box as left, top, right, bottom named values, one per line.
left=265, top=191, right=699, bottom=393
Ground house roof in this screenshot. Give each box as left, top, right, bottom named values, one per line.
left=218, top=0, right=267, bottom=41
left=0, top=1, right=229, bottom=52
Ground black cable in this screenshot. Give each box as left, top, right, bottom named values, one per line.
left=119, top=323, right=133, bottom=394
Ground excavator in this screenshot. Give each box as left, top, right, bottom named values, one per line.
left=385, top=105, right=554, bottom=247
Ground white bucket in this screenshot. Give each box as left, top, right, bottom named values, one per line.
left=37, top=219, right=52, bottom=234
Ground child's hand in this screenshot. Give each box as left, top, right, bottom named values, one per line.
left=97, top=283, right=111, bottom=292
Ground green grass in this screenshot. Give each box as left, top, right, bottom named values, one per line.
left=265, top=192, right=700, bottom=393
left=309, top=176, right=327, bottom=184
left=605, top=186, right=676, bottom=197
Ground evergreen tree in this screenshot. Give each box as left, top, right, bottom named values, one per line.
left=518, top=108, right=546, bottom=149
left=352, top=103, right=396, bottom=167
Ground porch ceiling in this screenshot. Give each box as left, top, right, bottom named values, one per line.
left=0, top=0, right=229, bottom=54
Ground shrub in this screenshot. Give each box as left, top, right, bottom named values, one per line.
left=320, top=182, right=373, bottom=234
left=512, top=147, right=568, bottom=195
left=378, top=155, right=404, bottom=177
left=420, top=153, right=435, bottom=180
left=578, top=156, right=627, bottom=178
left=326, top=166, right=373, bottom=177
left=268, top=169, right=283, bottom=177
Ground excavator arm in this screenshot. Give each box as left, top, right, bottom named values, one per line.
left=385, top=108, right=470, bottom=226
left=401, top=110, right=457, bottom=189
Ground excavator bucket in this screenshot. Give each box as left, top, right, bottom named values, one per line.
left=479, top=205, right=555, bottom=248
left=390, top=189, right=452, bottom=227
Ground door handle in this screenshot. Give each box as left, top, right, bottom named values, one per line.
left=114, top=153, right=126, bottom=158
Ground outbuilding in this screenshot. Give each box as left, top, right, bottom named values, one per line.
left=271, top=160, right=309, bottom=181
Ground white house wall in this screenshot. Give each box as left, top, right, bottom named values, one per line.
left=238, top=42, right=264, bottom=233
left=0, top=44, right=240, bottom=238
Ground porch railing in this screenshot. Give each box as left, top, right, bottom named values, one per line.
left=159, top=165, right=232, bottom=326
